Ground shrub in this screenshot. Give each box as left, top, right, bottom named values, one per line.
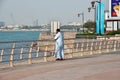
left=106, top=30, right=120, bottom=35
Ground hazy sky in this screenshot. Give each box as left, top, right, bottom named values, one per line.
left=0, top=0, right=108, bottom=26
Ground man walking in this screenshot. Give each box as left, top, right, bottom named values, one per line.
left=54, top=29, right=64, bottom=60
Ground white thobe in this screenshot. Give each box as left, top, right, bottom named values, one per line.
left=54, top=32, right=64, bottom=59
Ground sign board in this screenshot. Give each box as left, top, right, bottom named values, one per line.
left=96, top=2, right=105, bottom=34
left=109, top=0, right=120, bottom=18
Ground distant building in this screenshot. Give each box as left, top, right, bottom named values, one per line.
left=51, top=21, right=60, bottom=33
left=68, top=22, right=81, bottom=26
left=0, top=22, right=5, bottom=27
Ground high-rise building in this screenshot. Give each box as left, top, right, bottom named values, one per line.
left=51, top=21, right=60, bottom=33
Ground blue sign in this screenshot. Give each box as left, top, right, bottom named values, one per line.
left=96, top=2, right=105, bottom=34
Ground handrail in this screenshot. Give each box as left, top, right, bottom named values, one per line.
left=0, top=37, right=120, bottom=68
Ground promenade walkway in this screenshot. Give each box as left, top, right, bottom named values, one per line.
left=0, top=51, right=120, bottom=80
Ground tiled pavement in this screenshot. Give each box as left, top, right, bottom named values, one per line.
left=0, top=51, right=120, bottom=80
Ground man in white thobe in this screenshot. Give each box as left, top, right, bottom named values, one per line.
left=54, top=29, right=64, bottom=60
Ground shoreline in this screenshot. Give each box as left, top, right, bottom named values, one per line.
left=0, top=29, right=50, bottom=32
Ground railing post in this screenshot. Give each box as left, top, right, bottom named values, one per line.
left=28, top=42, right=33, bottom=64
left=0, top=49, right=4, bottom=62
left=9, top=43, right=15, bottom=67
left=100, top=41, right=104, bottom=53
left=99, top=41, right=102, bottom=53
left=51, top=45, right=55, bottom=56
left=70, top=43, right=73, bottom=58
left=118, top=41, right=120, bottom=51
left=106, top=41, right=110, bottom=52
left=95, top=42, right=98, bottom=54
left=114, top=40, right=117, bottom=51
left=86, top=42, right=89, bottom=51
left=76, top=43, right=80, bottom=56
left=36, top=46, right=39, bottom=58
left=76, top=43, right=79, bottom=52
left=111, top=40, right=114, bottom=51
left=43, top=45, right=48, bottom=62
left=20, top=48, right=23, bottom=59
left=90, top=42, right=93, bottom=55
left=116, top=41, right=119, bottom=51
left=80, top=42, right=84, bottom=56
left=103, top=41, right=106, bottom=52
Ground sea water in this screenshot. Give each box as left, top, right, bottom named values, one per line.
left=0, top=31, right=40, bottom=42
left=0, top=31, right=42, bottom=64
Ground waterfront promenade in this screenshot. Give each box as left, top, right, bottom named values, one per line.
left=0, top=51, right=120, bottom=80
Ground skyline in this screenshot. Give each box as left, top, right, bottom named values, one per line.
left=0, top=0, right=108, bottom=26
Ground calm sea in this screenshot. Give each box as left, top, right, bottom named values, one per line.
left=0, top=31, right=43, bottom=63
left=0, top=31, right=41, bottom=42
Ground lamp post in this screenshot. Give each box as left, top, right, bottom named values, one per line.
left=91, top=0, right=101, bottom=22
left=88, top=7, right=96, bottom=22
left=88, top=7, right=96, bottom=33
left=78, top=12, right=84, bottom=33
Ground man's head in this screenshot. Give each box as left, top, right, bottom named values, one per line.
left=56, top=29, right=60, bottom=33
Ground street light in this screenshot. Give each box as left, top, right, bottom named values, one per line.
left=91, top=1, right=101, bottom=7
left=88, top=7, right=96, bottom=22
left=78, top=12, right=84, bottom=33
left=90, top=0, right=101, bottom=22
left=88, top=7, right=96, bottom=33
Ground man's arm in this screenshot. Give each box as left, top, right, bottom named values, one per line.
left=54, top=33, right=59, bottom=41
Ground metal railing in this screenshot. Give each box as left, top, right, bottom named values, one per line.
left=0, top=36, right=120, bottom=68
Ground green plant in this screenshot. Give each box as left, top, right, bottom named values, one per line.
left=106, top=30, right=120, bottom=35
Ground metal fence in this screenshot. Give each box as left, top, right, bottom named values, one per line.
left=0, top=36, right=120, bottom=68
